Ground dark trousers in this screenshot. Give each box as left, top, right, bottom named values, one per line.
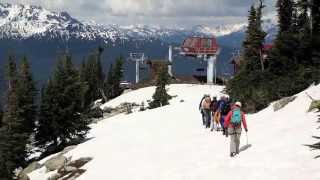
left=201, top=110, right=205, bottom=125
left=203, top=109, right=211, bottom=128
left=220, top=115, right=226, bottom=134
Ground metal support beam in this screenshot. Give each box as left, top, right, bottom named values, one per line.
left=207, top=55, right=215, bottom=84
left=136, top=61, right=140, bottom=83
left=129, top=53, right=145, bottom=84
left=168, top=46, right=173, bottom=76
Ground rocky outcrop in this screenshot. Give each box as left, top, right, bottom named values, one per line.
left=23, top=155, right=92, bottom=180
left=20, top=145, right=84, bottom=179
left=273, top=96, right=297, bottom=111
left=100, top=102, right=142, bottom=120
left=308, top=100, right=320, bottom=112
left=44, top=155, right=68, bottom=172
left=47, top=157, right=93, bottom=180
left=18, top=162, right=42, bottom=180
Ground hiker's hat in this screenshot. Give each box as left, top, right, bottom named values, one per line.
left=235, top=101, right=242, bottom=107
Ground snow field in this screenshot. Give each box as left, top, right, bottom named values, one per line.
left=29, top=84, right=320, bottom=180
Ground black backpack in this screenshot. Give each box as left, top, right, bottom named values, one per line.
left=210, top=100, right=216, bottom=110
left=221, top=102, right=231, bottom=115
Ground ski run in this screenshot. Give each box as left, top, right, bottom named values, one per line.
left=29, top=84, right=320, bottom=180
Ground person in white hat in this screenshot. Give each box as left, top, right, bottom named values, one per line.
left=224, top=101, right=248, bottom=157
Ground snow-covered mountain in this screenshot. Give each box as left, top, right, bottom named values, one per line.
left=0, top=3, right=277, bottom=43
left=0, top=2, right=278, bottom=91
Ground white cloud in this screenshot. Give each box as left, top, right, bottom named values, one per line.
left=0, top=0, right=277, bottom=27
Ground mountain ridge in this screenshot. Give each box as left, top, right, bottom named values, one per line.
left=0, top=2, right=277, bottom=43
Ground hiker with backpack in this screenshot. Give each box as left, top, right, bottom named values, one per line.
left=199, top=94, right=208, bottom=126
left=224, top=102, right=248, bottom=157
left=220, top=97, right=231, bottom=136
left=201, top=95, right=212, bottom=128
left=213, top=97, right=224, bottom=131
left=210, top=96, right=217, bottom=131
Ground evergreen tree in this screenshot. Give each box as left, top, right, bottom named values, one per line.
left=266, top=0, right=310, bottom=99
left=0, top=103, right=3, bottom=127
left=17, top=56, right=37, bottom=133
left=0, top=55, right=29, bottom=179
left=80, top=48, right=105, bottom=109
left=311, top=0, right=320, bottom=36
left=149, top=65, right=171, bottom=109
left=36, top=54, right=90, bottom=151
left=227, top=3, right=268, bottom=111
left=277, top=0, right=294, bottom=33
left=242, top=4, right=267, bottom=71
left=35, top=81, right=57, bottom=149
left=310, top=0, right=320, bottom=82
left=303, top=0, right=320, bottom=158
left=112, top=56, right=124, bottom=98
left=104, top=56, right=124, bottom=100
left=104, top=64, right=114, bottom=99
left=97, top=46, right=105, bottom=87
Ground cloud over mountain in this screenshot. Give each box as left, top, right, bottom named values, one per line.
left=3, top=0, right=277, bottom=27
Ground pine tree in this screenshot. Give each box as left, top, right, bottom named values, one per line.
left=0, top=103, right=3, bottom=127
left=227, top=3, right=268, bottom=111
left=35, top=81, right=57, bottom=149
left=97, top=46, right=105, bottom=88
left=104, top=63, right=114, bottom=99
left=0, top=55, right=29, bottom=179
left=17, top=56, right=37, bottom=133
left=266, top=0, right=311, bottom=99
left=311, top=0, right=320, bottom=36
left=36, top=54, right=90, bottom=151
left=277, top=0, right=294, bottom=33
left=112, top=56, right=124, bottom=98
left=80, top=48, right=105, bottom=109
left=241, top=4, right=267, bottom=72
left=104, top=56, right=124, bottom=100
left=149, top=65, right=171, bottom=109
left=310, top=0, right=320, bottom=82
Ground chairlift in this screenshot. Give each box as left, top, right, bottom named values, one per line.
left=180, top=37, right=219, bottom=58
left=179, top=36, right=220, bottom=84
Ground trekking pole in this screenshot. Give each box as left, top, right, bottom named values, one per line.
left=246, top=131, right=249, bottom=145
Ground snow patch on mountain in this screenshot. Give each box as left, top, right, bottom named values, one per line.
left=0, top=2, right=277, bottom=43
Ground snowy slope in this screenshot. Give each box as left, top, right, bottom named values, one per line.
left=28, top=84, right=319, bottom=180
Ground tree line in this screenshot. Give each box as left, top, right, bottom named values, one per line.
left=0, top=47, right=124, bottom=179
left=227, top=0, right=320, bottom=112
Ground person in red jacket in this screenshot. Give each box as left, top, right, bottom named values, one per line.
left=224, top=101, right=248, bottom=157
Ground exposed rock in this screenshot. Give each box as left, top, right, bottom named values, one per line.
left=61, top=145, right=77, bottom=155
left=44, top=155, right=68, bottom=172
left=68, top=157, right=93, bottom=168
left=18, top=162, right=42, bottom=180
left=88, top=106, right=104, bottom=119
left=55, top=157, right=92, bottom=180
left=101, top=106, right=114, bottom=113
left=18, top=173, right=30, bottom=180
left=48, top=172, right=61, bottom=180
left=308, top=100, right=320, bottom=112
left=273, top=96, right=297, bottom=111
left=58, top=166, right=78, bottom=174
left=60, top=169, right=86, bottom=180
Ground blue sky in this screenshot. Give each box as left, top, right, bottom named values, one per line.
left=3, top=0, right=277, bottom=27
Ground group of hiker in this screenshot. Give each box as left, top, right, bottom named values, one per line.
left=199, top=94, right=248, bottom=157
